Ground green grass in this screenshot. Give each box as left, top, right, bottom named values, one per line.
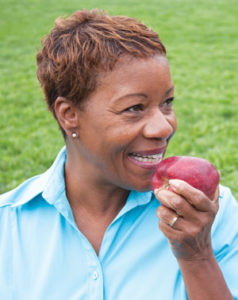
left=0, top=0, right=238, bottom=199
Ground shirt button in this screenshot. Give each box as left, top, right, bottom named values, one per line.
left=93, top=271, right=99, bottom=280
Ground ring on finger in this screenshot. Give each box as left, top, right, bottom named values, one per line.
left=169, top=215, right=179, bottom=228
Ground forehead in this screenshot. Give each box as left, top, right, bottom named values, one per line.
left=100, top=53, right=168, bottom=74
left=96, top=54, right=171, bottom=92
left=82, top=54, right=173, bottom=111
left=96, top=54, right=170, bottom=87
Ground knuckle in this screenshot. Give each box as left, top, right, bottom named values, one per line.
left=194, top=214, right=210, bottom=231
left=184, top=226, right=200, bottom=239
left=172, top=197, right=186, bottom=212
left=207, top=203, right=218, bottom=219
left=210, top=207, right=217, bottom=218
left=159, top=220, right=167, bottom=231
left=193, top=193, right=206, bottom=206
left=157, top=206, right=168, bottom=220
left=158, top=205, right=167, bottom=218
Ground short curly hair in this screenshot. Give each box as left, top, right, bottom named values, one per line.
left=36, top=9, right=166, bottom=136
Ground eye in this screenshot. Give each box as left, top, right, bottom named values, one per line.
left=164, top=97, right=174, bottom=106
left=160, top=97, right=175, bottom=109
left=124, top=104, right=144, bottom=113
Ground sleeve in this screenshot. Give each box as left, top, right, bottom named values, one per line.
left=0, top=206, right=14, bottom=298
left=211, top=185, right=238, bottom=299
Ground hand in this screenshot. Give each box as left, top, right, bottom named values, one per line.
left=155, top=179, right=219, bottom=261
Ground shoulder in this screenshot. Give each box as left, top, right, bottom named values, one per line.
left=214, top=184, right=238, bottom=227
left=216, top=185, right=238, bottom=219
left=0, top=146, right=67, bottom=210
left=0, top=173, right=47, bottom=209
left=212, top=185, right=238, bottom=255
left=211, top=186, right=238, bottom=297
left=0, top=174, right=47, bottom=252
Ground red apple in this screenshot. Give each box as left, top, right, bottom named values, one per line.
left=151, top=156, right=220, bottom=198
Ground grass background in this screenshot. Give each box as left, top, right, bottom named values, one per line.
left=0, top=0, right=238, bottom=198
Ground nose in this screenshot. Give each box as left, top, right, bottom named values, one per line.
left=143, top=109, right=176, bottom=140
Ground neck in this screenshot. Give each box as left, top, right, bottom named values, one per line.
left=63, top=144, right=130, bottom=255
left=64, top=147, right=129, bottom=218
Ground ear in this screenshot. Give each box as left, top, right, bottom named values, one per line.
left=54, top=97, right=79, bottom=138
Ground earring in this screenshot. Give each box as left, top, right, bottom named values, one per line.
left=72, top=132, right=77, bottom=138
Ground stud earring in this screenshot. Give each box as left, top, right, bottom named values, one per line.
left=72, top=132, right=77, bottom=138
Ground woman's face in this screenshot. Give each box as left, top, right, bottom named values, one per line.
left=75, top=54, right=177, bottom=191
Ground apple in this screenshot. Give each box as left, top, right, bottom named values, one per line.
left=151, top=156, right=220, bottom=198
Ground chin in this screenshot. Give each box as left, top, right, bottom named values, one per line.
left=130, top=180, right=152, bottom=192
left=136, top=186, right=153, bottom=192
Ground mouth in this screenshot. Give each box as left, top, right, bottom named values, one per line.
left=128, top=149, right=165, bottom=169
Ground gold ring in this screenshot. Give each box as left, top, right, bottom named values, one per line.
left=169, top=215, right=179, bottom=228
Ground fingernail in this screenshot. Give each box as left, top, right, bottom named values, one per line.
left=168, top=179, right=180, bottom=189
left=154, top=187, right=163, bottom=196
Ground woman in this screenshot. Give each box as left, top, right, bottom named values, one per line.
left=0, top=9, right=238, bottom=299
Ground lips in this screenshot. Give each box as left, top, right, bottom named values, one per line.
left=129, top=152, right=163, bottom=163
left=128, top=148, right=166, bottom=169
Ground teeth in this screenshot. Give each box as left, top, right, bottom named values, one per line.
left=131, top=153, right=163, bottom=163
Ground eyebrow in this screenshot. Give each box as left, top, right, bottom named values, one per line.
left=164, top=86, right=175, bottom=97
left=114, top=93, right=148, bottom=102
left=113, top=86, right=175, bottom=103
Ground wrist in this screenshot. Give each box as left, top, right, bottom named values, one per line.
left=177, top=253, right=233, bottom=300
left=177, top=250, right=216, bottom=270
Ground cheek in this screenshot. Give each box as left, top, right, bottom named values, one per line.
left=80, top=114, right=142, bottom=158
left=104, top=122, right=141, bottom=148
left=81, top=128, right=127, bottom=158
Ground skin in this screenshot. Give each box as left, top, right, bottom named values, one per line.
left=54, top=54, right=232, bottom=299
left=55, top=54, right=176, bottom=253
left=155, top=181, right=233, bottom=299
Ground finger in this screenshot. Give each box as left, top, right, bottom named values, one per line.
left=155, top=188, right=197, bottom=219
left=168, top=179, right=215, bottom=212
left=157, top=205, right=204, bottom=233
left=158, top=209, right=213, bottom=244
left=154, top=188, right=173, bottom=208
left=158, top=216, right=185, bottom=243
left=157, top=205, right=181, bottom=230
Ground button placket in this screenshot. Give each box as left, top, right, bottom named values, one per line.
left=92, top=271, right=99, bottom=280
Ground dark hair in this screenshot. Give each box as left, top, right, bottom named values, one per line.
left=36, top=9, right=166, bottom=136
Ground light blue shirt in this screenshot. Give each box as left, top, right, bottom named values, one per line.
left=1, top=147, right=238, bottom=300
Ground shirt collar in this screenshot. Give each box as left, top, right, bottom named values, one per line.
left=42, top=147, right=67, bottom=205
left=114, top=190, right=154, bottom=221
left=12, top=147, right=67, bottom=207
left=11, top=147, right=154, bottom=216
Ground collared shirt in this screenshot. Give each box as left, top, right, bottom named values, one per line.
left=1, top=147, right=238, bottom=300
